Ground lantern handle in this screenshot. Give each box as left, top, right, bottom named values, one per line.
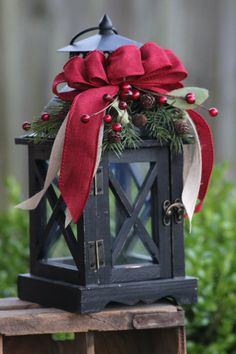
left=70, top=26, right=118, bottom=45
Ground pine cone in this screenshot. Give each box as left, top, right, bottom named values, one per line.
left=140, top=94, right=156, bottom=110
left=174, top=119, right=191, bottom=135
left=132, top=113, right=148, bottom=127
left=108, top=132, right=121, bottom=143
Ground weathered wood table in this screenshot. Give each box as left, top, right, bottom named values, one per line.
left=0, top=298, right=186, bottom=354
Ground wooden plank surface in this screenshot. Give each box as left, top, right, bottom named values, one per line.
left=0, top=298, right=184, bottom=336
left=133, top=312, right=184, bottom=329
left=77, top=333, right=95, bottom=354
left=3, top=329, right=186, bottom=354
left=0, top=298, right=40, bottom=311
left=94, top=328, right=186, bottom=354
left=4, top=334, right=81, bottom=354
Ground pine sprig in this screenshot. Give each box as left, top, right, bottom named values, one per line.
left=121, top=122, right=142, bottom=149
left=27, top=90, right=194, bottom=155
left=31, top=97, right=71, bottom=143
left=103, top=121, right=141, bottom=157
left=145, top=104, right=185, bottom=153
left=103, top=124, right=123, bottom=156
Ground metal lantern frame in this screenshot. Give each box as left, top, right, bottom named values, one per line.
left=16, top=15, right=197, bottom=313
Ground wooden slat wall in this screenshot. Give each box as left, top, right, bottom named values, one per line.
left=0, top=0, right=235, bottom=202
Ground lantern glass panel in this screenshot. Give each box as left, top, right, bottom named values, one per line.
left=115, top=226, right=153, bottom=265
left=35, top=159, right=78, bottom=270
left=108, top=160, right=159, bottom=267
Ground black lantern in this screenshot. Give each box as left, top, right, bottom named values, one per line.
left=16, top=15, right=197, bottom=313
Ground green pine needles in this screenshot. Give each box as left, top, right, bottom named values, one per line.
left=145, top=105, right=184, bottom=154
left=103, top=121, right=141, bottom=156
left=31, top=97, right=71, bottom=143
left=27, top=92, right=194, bottom=156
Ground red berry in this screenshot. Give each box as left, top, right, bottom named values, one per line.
left=208, top=107, right=218, bottom=117
left=103, top=114, right=112, bottom=123
left=41, top=113, right=50, bottom=121
left=159, top=96, right=167, bottom=104
left=103, top=93, right=113, bottom=102
left=120, top=82, right=132, bottom=92
left=80, top=114, right=90, bottom=123
left=119, top=90, right=133, bottom=100
left=118, top=101, right=128, bottom=110
left=185, top=92, right=196, bottom=104
left=22, top=121, right=31, bottom=131
left=112, top=122, right=122, bottom=132
left=131, top=89, right=141, bottom=101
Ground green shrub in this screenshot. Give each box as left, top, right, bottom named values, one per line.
left=185, top=163, right=236, bottom=354
left=0, top=178, right=28, bottom=297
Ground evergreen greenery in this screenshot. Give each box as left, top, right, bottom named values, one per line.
left=144, top=104, right=185, bottom=153
left=103, top=121, right=141, bottom=156
left=28, top=93, right=194, bottom=155
left=31, top=97, right=71, bottom=143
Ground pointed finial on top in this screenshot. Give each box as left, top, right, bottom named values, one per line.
left=99, top=14, right=114, bottom=34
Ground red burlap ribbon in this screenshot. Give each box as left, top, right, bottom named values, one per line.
left=52, top=42, right=213, bottom=223
left=188, top=110, right=214, bottom=213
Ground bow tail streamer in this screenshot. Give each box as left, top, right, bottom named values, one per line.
left=15, top=115, right=69, bottom=210
left=188, top=110, right=214, bottom=213
left=59, top=86, right=118, bottom=223
left=65, top=121, right=105, bottom=227
left=182, top=112, right=202, bottom=231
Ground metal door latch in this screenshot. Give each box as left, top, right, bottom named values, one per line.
left=163, top=199, right=185, bottom=226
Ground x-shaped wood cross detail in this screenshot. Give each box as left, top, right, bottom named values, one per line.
left=109, top=163, right=160, bottom=264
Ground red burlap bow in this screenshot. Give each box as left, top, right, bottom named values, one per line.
left=52, top=42, right=213, bottom=223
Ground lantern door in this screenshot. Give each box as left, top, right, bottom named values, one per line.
left=104, top=143, right=184, bottom=284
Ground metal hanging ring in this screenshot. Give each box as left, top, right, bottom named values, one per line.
left=70, top=26, right=118, bottom=45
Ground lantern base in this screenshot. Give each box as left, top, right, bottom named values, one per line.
left=18, top=274, right=197, bottom=313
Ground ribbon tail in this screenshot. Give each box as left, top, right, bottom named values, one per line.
left=188, top=110, right=214, bottom=213
left=94, top=121, right=104, bottom=176
left=64, top=122, right=105, bottom=227
left=59, top=86, right=118, bottom=223
left=16, top=115, right=68, bottom=210
left=182, top=112, right=202, bottom=231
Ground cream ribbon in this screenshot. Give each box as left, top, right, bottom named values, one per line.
left=182, top=112, right=202, bottom=231
left=16, top=115, right=69, bottom=211
left=16, top=115, right=104, bottom=228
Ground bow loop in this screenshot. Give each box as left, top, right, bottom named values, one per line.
left=63, top=52, right=108, bottom=90
left=140, top=42, right=172, bottom=73
left=106, top=45, right=145, bottom=83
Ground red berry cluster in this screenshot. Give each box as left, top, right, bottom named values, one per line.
left=118, top=82, right=141, bottom=110
left=41, top=113, right=50, bottom=121
left=158, top=96, right=167, bottom=104
left=184, top=91, right=218, bottom=117
left=185, top=92, right=196, bottom=104
left=22, top=121, right=31, bottom=131
left=79, top=82, right=142, bottom=135
left=22, top=112, right=51, bottom=131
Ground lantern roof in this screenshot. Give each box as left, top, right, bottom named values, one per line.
left=58, top=14, right=142, bottom=53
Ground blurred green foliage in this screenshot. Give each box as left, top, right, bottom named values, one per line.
left=0, top=178, right=28, bottom=297
left=1, top=165, right=236, bottom=353
left=185, top=163, right=236, bottom=354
